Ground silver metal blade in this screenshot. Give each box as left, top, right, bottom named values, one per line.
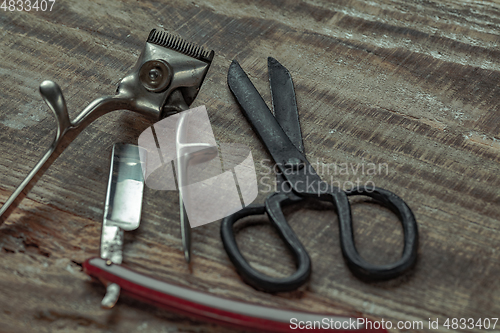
left=268, top=57, right=304, bottom=154
left=99, top=143, right=145, bottom=309
left=100, top=144, right=145, bottom=263
left=176, top=112, right=192, bottom=264
left=104, top=144, right=145, bottom=231
left=179, top=194, right=191, bottom=263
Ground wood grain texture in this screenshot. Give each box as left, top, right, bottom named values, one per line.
left=0, top=0, right=499, bottom=332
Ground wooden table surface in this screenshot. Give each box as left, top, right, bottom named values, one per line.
left=0, top=0, right=499, bottom=332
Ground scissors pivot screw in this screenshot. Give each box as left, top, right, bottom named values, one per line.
left=284, top=157, right=305, bottom=170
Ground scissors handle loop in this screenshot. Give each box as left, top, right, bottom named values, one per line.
left=222, top=187, right=418, bottom=291
left=221, top=193, right=311, bottom=292
left=339, top=186, right=419, bottom=280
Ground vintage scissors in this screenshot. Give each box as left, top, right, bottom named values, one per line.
left=221, top=58, right=419, bottom=292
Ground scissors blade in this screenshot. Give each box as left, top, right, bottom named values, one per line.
left=228, top=60, right=322, bottom=193
left=228, top=60, right=301, bottom=162
left=268, top=57, right=304, bottom=154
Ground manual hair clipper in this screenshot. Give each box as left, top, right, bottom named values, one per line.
left=0, top=29, right=214, bottom=225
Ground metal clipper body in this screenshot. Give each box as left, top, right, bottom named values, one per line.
left=118, top=29, right=214, bottom=118
left=0, top=29, right=214, bottom=224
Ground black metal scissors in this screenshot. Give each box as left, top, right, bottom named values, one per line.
left=221, top=58, right=418, bottom=293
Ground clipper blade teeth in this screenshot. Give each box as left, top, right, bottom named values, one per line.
left=147, top=29, right=214, bottom=63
